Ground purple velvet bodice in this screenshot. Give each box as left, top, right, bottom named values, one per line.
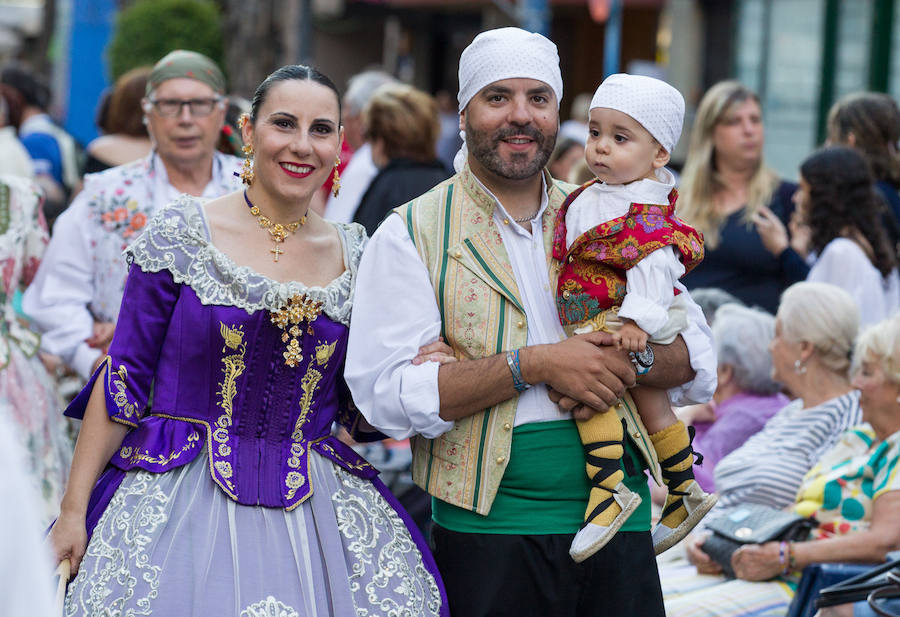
left=66, top=197, right=376, bottom=510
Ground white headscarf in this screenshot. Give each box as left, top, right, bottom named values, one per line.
left=454, top=27, right=563, bottom=171
left=589, top=73, right=684, bottom=154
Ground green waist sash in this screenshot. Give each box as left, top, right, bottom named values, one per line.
left=432, top=419, right=651, bottom=535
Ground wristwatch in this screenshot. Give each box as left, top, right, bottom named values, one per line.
left=629, top=344, right=655, bottom=377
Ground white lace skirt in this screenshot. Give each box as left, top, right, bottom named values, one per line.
left=64, top=449, right=444, bottom=617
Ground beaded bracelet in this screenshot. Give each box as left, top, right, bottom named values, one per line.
left=779, top=541, right=790, bottom=575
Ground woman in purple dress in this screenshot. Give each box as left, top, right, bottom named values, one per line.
left=49, top=65, right=447, bottom=617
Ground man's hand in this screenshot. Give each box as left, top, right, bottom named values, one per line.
left=86, top=321, right=115, bottom=350
left=613, top=321, right=648, bottom=352
left=524, top=331, right=635, bottom=410
left=39, top=352, right=62, bottom=375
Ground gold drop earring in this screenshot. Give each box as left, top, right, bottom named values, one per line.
left=240, top=144, right=255, bottom=185
left=331, top=156, right=341, bottom=197
left=238, top=113, right=254, bottom=186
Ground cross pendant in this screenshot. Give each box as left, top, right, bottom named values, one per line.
left=270, top=245, right=284, bottom=262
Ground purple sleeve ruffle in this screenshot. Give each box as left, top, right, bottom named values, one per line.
left=65, top=265, right=181, bottom=426
left=110, top=415, right=205, bottom=472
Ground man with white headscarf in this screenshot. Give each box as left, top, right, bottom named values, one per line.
left=346, top=27, right=715, bottom=616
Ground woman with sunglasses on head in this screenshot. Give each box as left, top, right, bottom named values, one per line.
left=48, top=64, right=447, bottom=617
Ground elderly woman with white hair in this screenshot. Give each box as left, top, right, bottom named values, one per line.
left=661, top=282, right=863, bottom=617
left=686, top=304, right=789, bottom=492
left=665, top=308, right=900, bottom=617
left=817, top=313, right=900, bottom=617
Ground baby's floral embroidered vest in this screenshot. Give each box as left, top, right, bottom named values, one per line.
left=552, top=179, right=705, bottom=327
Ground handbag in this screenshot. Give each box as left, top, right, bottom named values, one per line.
left=868, top=570, right=900, bottom=617
left=700, top=504, right=817, bottom=578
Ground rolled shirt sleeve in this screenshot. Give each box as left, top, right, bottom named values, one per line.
left=666, top=281, right=716, bottom=406
left=345, top=215, right=454, bottom=440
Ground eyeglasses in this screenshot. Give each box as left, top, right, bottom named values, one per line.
left=147, top=97, right=223, bottom=117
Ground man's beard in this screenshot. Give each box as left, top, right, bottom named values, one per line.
left=465, top=120, right=556, bottom=180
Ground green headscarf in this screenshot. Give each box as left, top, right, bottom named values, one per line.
left=146, top=50, right=226, bottom=96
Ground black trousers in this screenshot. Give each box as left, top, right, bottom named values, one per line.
left=431, top=525, right=665, bottom=617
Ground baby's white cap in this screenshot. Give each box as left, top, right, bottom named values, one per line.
left=590, top=73, right=685, bottom=153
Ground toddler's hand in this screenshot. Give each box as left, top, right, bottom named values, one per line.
left=615, top=322, right=648, bottom=352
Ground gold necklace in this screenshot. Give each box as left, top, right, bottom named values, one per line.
left=243, top=190, right=307, bottom=262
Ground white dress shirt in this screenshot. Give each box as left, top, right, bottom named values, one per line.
left=565, top=168, right=683, bottom=335
left=345, top=174, right=717, bottom=442
left=323, top=143, right=378, bottom=224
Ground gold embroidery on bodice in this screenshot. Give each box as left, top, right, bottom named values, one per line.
left=214, top=322, right=246, bottom=494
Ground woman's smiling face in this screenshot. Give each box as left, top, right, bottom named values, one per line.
left=243, top=78, right=342, bottom=203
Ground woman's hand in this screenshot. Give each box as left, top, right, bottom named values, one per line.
left=752, top=206, right=790, bottom=256
left=48, top=510, right=88, bottom=578
left=732, top=541, right=783, bottom=581
left=685, top=532, right=723, bottom=574
left=546, top=387, right=607, bottom=421
left=412, top=337, right=458, bottom=366
left=788, top=211, right=811, bottom=257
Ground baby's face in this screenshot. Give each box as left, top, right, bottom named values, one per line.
left=585, top=108, right=667, bottom=185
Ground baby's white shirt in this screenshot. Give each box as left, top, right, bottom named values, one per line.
left=564, top=168, right=685, bottom=336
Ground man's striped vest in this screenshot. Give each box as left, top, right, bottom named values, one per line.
left=393, top=163, right=660, bottom=515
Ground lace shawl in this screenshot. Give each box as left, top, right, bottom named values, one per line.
left=124, top=195, right=367, bottom=325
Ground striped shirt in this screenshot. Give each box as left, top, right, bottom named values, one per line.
left=709, top=390, right=862, bottom=518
